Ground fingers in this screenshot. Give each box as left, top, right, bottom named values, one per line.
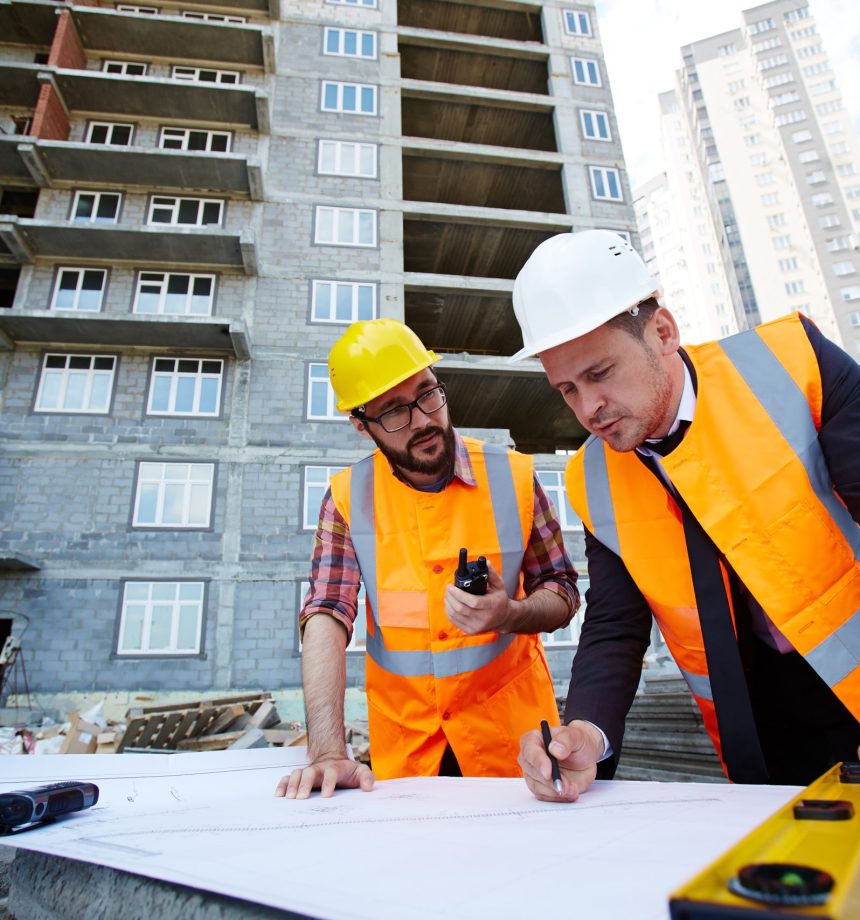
left=518, top=728, right=593, bottom=803
left=274, top=760, right=376, bottom=799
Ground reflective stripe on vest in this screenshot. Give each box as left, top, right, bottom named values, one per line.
left=680, top=668, right=713, bottom=701
left=582, top=329, right=860, bottom=695
left=349, top=444, right=522, bottom=678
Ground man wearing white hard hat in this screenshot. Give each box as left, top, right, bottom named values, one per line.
left=512, top=229, right=860, bottom=799
left=275, top=318, right=579, bottom=798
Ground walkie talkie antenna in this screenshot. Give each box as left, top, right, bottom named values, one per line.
left=457, top=548, right=468, bottom=577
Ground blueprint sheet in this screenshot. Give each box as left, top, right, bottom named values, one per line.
left=0, top=748, right=798, bottom=920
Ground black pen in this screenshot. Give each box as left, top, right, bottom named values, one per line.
left=540, top=719, right=563, bottom=795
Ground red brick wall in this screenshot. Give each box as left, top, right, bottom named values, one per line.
left=31, top=11, right=86, bottom=140
left=30, top=84, right=70, bottom=140
left=48, top=11, right=86, bottom=70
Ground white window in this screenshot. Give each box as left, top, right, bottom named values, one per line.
left=837, top=163, right=856, bottom=177
left=833, top=261, right=855, bottom=276
left=763, top=72, right=793, bottom=88
left=159, top=127, right=231, bottom=152
left=71, top=191, right=121, bottom=223
left=172, top=66, right=240, bottom=84
left=785, top=7, right=810, bottom=22
left=299, top=580, right=368, bottom=650
left=307, top=363, right=341, bottom=420
left=748, top=17, right=774, bottom=34
left=571, top=57, right=600, bottom=86
left=536, top=471, right=581, bottom=531
left=774, top=110, right=807, bottom=126
left=778, top=257, right=799, bottom=272
left=148, top=196, right=223, bottom=226
left=327, top=0, right=376, bottom=6
left=133, top=462, right=214, bottom=528
left=579, top=109, right=610, bottom=140
left=311, top=280, right=376, bottom=323
left=822, top=122, right=842, bottom=137
left=819, top=215, right=841, bottom=229
left=812, top=192, right=834, bottom=207
left=769, top=91, right=800, bottom=108
left=803, top=62, right=829, bottom=76
left=755, top=171, right=775, bottom=186
left=321, top=81, right=377, bottom=115
left=809, top=80, right=837, bottom=96
left=827, top=237, right=850, bottom=251
left=134, top=272, right=215, bottom=316
left=51, top=268, right=107, bottom=312
left=118, top=581, right=204, bottom=656
left=751, top=154, right=769, bottom=167
left=318, top=140, right=377, bottom=178
left=117, top=4, right=158, bottom=12
left=806, top=171, right=827, bottom=185
left=86, top=121, right=134, bottom=146
left=324, top=27, right=377, bottom=59
left=829, top=142, right=849, bottom=155
left=848, top=186, right=860, bottom=199
left=785, top=280, right=805, bottom=294
left=798, top=149, right=820, bottom=163
left=772, top=235, right=792, bottom=249
left=760, top=191, right=779, bottom=205
left=752, top=37, right=781, bottom=53
left=541, top=577, right=587, bottom=647
left=303, top=465, right=346, bottom=529
left=563, top=9, right=592, bottom=36
left=35, top=354, right=116, bottom=414
left=102, top=60, right=147, bottom=76
left=148, top=358, right=223, bottom=416
left=589, top=166, right=623, bottom=201
left=758, top=55, right=788, bottom=71
left=816, top=101, right=841, bottom=116
left=791, top=129, right=813, bottom=143
left=791, top=25, right=818, bottom=39
left=744, top=134, right=762, bottom=146
left=840, top=286, right=860, bottom=301
left=848, top=311, right=860, bottom=326
left=766, top=213, right=786, bottom=228
left=796, top=43, right=822, bottom=58
left=180, top=10, right=246, bottom=22
left=314, top=206, right=377, bottom=247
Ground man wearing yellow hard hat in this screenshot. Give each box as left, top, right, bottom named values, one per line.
left=510, top=230, right=860, bottom=801
left=275, top=318, right=579, bottom=798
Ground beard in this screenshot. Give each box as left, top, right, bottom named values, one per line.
left=370, top=420, right=456, bottom=480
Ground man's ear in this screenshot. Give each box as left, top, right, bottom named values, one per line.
left=349, top=416, right=373, bottom=441
left=652, top=306, right=681, bottom=356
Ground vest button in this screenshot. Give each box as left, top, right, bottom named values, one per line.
left=432, top=565, right=443, bottom=574
left=438, top=631, right=447, bottom=641
left=442, top=711, right=451, bottom=721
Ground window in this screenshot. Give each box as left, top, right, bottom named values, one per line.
left=763, top=72, right=793, bottom=88
left=148, top=358, right=223, bottom=416
left=758, top=55, right=788, bottom=71
left=102, top=60, right=147, bottom=76
left=541, top=577, right=588, bottom=647
left=785, top=7, right=810, bottom=22
left=772, top=235, right=792, bottom=249
left=303, top=466, right=346, bottom=529
left=324, top=27, right=376, bottom=59
left=320, top=81, right=377, bottom=115
left=117, top=581, right=205, bottom=656
left=774, top=110, right=807, bottom=126
left=571, top=57, right=600, bottom=86
left=812, top=192, right=834, bottom=207
left=579, top=109, right=610, bottom=140
left=809, top=80, right=837, bottom=96
left=159, top=127, right=231, bottom=152
left=71, top=191, right=121, bottom=224
left=317, top=140, right=377, bottom=178
left=833, top=261, right=855, bottom=276
left=117, top=4, right=158, bottom=12
left=307, top=363, right=341, bottom=420
left=35, top=354, right=116, bottom=414
left=778, top=257, right=798, bottom=272
left=134, top=272, right=215, bottom=316
left=314, top=206, right=376, bottom=246
left=86, top=121, right=134, bottom=146
left=563, top=9, right=592, bottom=36
left=791, top=129, right=813, bottom=143
left=816, top=101, right=841, bottom=116
left=769, top=91, right=800, bottom=108
left=822, top=122, right=842, bottom=137
left=311, top=280, right=376, bottom=323
left=51, top=268, right=107, bottom=312
left=744, top=133, right=762, bottom=146
left=766, top=213, right=786, bottom=228
left=133, top=462, right=214, bottom=528
left=841, top=286, right=860, bottom=302
left=180, top=10, right=246, bottom=22
left=327, top=0, right=377, bottom=6
left=806, top=171, right=827, bottom=185
left=827, top=237, right=850, bottom=252
left=751, top=153, right=769, bottom=167
left=798, top=149, right=820, bottom=163
left=785, top=280, right=805, bottom=295
left=848, top=311, right=860, bottom=327
left=837, top=163, right=856, bottom=177
left=755, top=171, right=775, bottom=186
left=589, top=166, right=623, bottom=201
left=803, top=62, right=830, bottom=77
left=819, top=215, right=840, bottom=228
left=172, top=66, right=240, bottom=84
left=760, top=191, right=779, bottom=205
left=748, top=17, right=774, bottom=34
left=796, top=43, right=822, bottom=58
left=536, top=471, right=581, bottom=531
left=148, top=196, right=223, bottom=226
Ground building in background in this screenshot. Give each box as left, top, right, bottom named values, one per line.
left=0, top=0, right=636, bottom=708
left=636, top=0, right=860, bottom=351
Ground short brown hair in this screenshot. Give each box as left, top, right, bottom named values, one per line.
left=606, top=297, right=660, bottom=340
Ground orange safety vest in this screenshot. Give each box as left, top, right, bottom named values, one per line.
left=330, top=436, right=558, bottom=780
left=565, top=314, right=860, bottom=775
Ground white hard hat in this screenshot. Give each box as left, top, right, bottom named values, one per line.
left=510, top=230, right=660, bottom=361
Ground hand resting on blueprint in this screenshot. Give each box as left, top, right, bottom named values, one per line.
left=518, top=720, right=602, bottom=802
left=275, top=755, right=374, bottom=800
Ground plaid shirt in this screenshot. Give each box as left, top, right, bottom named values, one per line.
left=300, top=432, right=579, bottom=640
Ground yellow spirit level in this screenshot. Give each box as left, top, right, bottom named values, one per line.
left=669, top=762, right=860, bottom=919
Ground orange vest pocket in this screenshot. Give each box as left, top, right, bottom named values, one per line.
left=377, top=590, right=429, bottom=629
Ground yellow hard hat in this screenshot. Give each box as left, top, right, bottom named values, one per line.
left=328, top=318, right=441, bottom=412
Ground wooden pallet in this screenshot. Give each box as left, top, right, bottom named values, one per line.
left=116, top=692, right=275, bottom=752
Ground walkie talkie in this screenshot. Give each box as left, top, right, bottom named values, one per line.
left=454, top=548, right=489, bottom=596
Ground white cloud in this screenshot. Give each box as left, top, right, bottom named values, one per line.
left=594, top=0, right=860, bottom=188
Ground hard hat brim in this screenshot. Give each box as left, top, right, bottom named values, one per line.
left=335, top=352, right=442, bottom=412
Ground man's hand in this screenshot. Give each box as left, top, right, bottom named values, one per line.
left=444, top=561, right=514, bottom=634
left=518, top=721, right=602, bottom=802
left=275, top=755, right=375, bottom=800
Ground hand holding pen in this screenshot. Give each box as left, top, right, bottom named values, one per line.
left=540, top=720, right=564, bottom=795
left=518, top=720, right=602, bottom=803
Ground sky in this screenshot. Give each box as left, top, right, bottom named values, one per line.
left=593, top=0, right=860, bottom=189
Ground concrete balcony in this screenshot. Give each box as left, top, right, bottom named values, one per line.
left=0, top=310, right=251, bottom=358
left=0, top=217, right=257, bottom=273
left=397, top=0, right=543, bottom=43
left=0, top=0, right=60, bottom=48
left=169, top=0, right=277, bottom=16
left=0, top=62, right=43, bottom=109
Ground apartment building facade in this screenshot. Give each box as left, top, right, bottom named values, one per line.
left=0, top=0, right=637, bottom=706
left=637, top=0, right=860, bottom=352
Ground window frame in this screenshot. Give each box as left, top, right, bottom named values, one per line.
left=310, top=280, right=377, bottom=324
left=34, top=352, right=117, bottom=415
left=303, top=465, right=347, bottom=530
left=314, top=205, right=377, bottom=247
left=317, top=139, right=378, bottom=178
left=579, top=109, right=611, bottom=141
left=85, top=121, right=135, bottom=146
left=116, top=579, right=207, bottom=657
left=102, top=59, right=148, bottom=76
left=146, top=357, right=224, bottom=417
left=133, top=271, right=217, bottom=316
left=131, top=460, right=216, bottom=529
left=536, top=470, right=583, bottom=532
left=320, top=80, right=378, bottom=115
left=50, top=267, right=108, bottom=312
left=306, top=362, right=344, bottom=421
left=158, top=126, right=232, bottom=153
left=563, top=9, right=592, bottom=37
left=588, top=165, right=624, bottom=202
left=70, top=190, right=122, bottom=224
left=171, top=65, right=241, bottom=85
left=571, top=56, right=601, bottom=86
left=323, top=27, right=377, bottom=60
left=179, top=10, right=246, bottom=22
left=147, top=195, right=224, bottom=227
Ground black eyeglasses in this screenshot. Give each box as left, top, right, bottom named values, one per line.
left=354, top=384, right=447, bottom=433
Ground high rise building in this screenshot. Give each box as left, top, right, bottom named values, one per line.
left=636, top=0, right=860, bottom=351
left=0, top=0, right=635, bottom=707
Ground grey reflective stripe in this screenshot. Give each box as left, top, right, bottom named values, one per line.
left=483, top=442, right=524, bottom=598
left=721, top=330, right=860, bottom=561
left=349, top=445, right=524, bottom=679
left=582, top=435, right=621, bottom=556
left=805, top=609, right=860, bottom=688
left=680, top=668, right=713, bottom=701
left=349, top=456, right=379, bottom=629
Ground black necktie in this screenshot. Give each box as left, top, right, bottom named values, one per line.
left=646, top=419, right=690, bottom=456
